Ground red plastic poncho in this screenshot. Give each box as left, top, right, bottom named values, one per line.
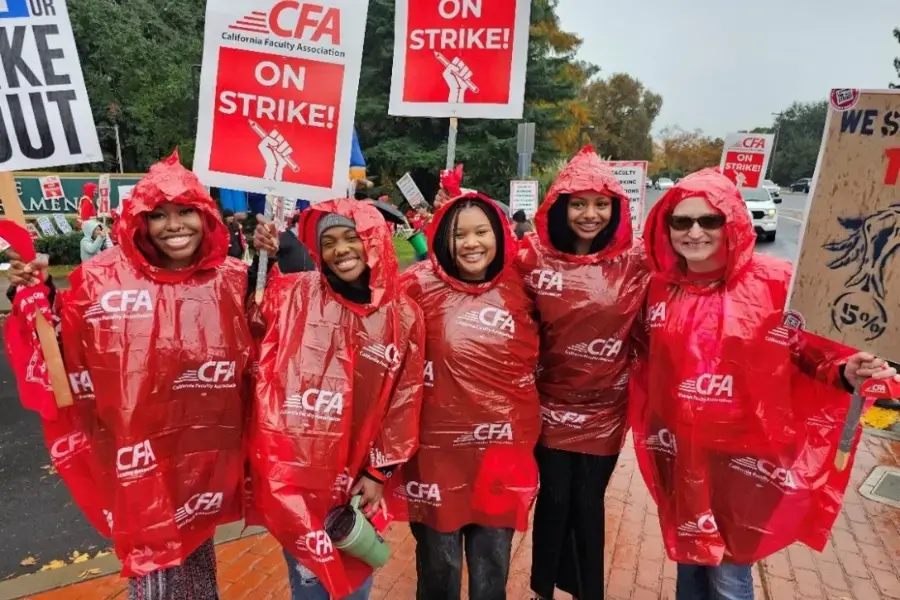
left=630, top=168, right=859, bottom=566
left=250, top=199, right=425, bottom=598
left=54, top=152, right=252, bottom=576
left=396, top=193, right=541, bottom=533
left=79, top=183, right=97, bottom=222
left=518, top=147, right=650, bottom=456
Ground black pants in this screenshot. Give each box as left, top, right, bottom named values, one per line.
left=410, top=522, right=514, bottom=600
left=530, top=445, right=619, bottom=600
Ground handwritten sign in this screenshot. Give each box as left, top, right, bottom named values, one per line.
left=509, top=180, right=538, bottom=218
left=52, top=214, right=73, bottom=234
left=787, top=89, right=900, bottom=362
left=397, top=173, right=427, bottom=208
left=35, top=215, right=57, bottom=237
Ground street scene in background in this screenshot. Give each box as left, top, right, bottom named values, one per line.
left=1, top=0, right=900, bottom=599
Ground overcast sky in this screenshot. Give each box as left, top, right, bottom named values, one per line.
left=556, top=0, right=898, bottom=137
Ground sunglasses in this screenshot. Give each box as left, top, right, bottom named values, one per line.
left=667, top=214, right=726, bottom=231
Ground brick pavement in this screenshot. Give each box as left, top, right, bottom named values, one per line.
left=18, top=433, right=900, bottom=600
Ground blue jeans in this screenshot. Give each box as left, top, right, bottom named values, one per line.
left=676, top=563, right=754, bottom=600
left=283, top=550, right=372, bottom=600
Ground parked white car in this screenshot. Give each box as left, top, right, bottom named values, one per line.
left=655, top=177, right=674, bottom=190
left=741, top=187, right=781, bottom=242
left=761, top=179, right=781, bottom=198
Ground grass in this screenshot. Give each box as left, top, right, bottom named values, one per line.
left=48, top=265, right=77, bottom=278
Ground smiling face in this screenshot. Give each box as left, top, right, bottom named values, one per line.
left=321, top=226, right=367, bottom=284
left=668, top=196, right=727, bottom=272
left=145, top=202, right=203, bottom=269
left=452, top=205, right=497, bottom=281
left=567, top=192, right=613, bottom=252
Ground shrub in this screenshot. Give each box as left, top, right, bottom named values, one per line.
left=0, top=232, right=82, bottom=266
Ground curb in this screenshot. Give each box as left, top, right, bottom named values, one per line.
left=0, top=523, right=267, bottom=600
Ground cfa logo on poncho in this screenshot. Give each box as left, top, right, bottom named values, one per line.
left=50, top=431, right=89, bottom=463
left=541, top=407, right=587, bottom=428
left=532, top=270, right=563, bottom=296
left=564, top=337, right=622, bottom=362
left=729, top=457, right=798, bottom=491
left=644, top=428, right=677, bottom=456
left=360, top=342, right=400, bottom=370
left=453, top=422, right=513, bottom=446
left=677, top=374, right=734, bottom=402
left=173, top=361, right=237, bottom=391
left=677, top=514, right=718, bottom=537
left=283, top=389, right=344, bottom=422
left=395, top=481, right=442, bottom=506
left=67, top=370, right=94, bottom=398
left=647, top=302, right=666, bottom=328
left=457, top=307, right=515, bottom=338
left=84, top=290, right=154, bottom=323
left=175, top=492, right=224, bottom=529
left=423, top=360, right=434, bottom=387
left=116, top=439, right=157, bottom=479
left=296, top=530, right=335, bottom=563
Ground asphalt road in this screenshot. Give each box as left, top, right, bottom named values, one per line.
left=0, top=189, right=810, bottom=580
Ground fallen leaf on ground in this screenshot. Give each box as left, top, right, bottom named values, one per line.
left=39, top=464, right=58, bottom=475
left=78, top=568, right=101, bottom=579
left=71, top=551, right=89, bottom=564
left=94, top=550, right=111, bottom=559
left=19, top=557, right=37, bottom=567
left=39, top=560, right=66, bottom=572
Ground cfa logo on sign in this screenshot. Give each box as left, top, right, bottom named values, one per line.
left=736, top=137, right=767, bottom=150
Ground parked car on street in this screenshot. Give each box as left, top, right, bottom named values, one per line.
left=761, top=179, right=781, bottom=198
left=654, top=177, right=674, bottom=190
left=790, top=178, right=812, bottom=193
left=646, top=179, right=653, bottom=189
left=741, top=187, right=781, bottom=242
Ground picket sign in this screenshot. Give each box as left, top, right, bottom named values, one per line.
left=0, top=172, right=73, bottom=408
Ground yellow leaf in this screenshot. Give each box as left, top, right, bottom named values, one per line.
left=94, top=550, right=111, bottom=559
left=39, top=560, right=66, bottom=572
left=78, top=568, right=101, bottom=579
left=72, top=554, right=89, bottom=564
left=19, top=557, right=37, bottom=567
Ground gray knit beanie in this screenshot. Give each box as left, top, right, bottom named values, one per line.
left=316, top=213, right=356, bottom=247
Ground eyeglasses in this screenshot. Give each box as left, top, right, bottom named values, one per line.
left=667, top=214, right=726, bottom=231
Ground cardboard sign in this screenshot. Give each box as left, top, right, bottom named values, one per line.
left=39, top=176, right=65, bottom=200
left=97, top=174, right=111, bottom=216
left=35, top=215, right=56, bottom=236
left=509, top=180, right=538, bottom=218
left=397, top=173, right=427, bottom=208
left=0, top=0, right=101, bottom=171
left=389, top=0, right=531, bottom=118
left=718, top=133, right=775, bottom=189
left=52, top=213, right=72, bottom=234
left=787, top=89, right=900, bottom=363
left=602, top=160, right=648, bottom=235
left=194, top=0, right=369, bottom=202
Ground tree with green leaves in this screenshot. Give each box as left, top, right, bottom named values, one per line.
left=767, top=101, right=827, bottom=185
left=581, top=74, right=662, bottom=161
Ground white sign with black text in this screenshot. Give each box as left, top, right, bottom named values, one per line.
left=602, top=161, right=647, bottom=235
left=0, top=0, right=101, bottom=171
left=397, top=173, right=427, bottom=208
left=509, top=180, right=539, bottom=219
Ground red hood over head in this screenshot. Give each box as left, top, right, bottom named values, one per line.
left=643, top=167, right=755, bottom=285
left=299, top=198, right=398, bottom=314
left=535, top=146, right=633, bottom=263
left=117, top=150, right=229, bottom=283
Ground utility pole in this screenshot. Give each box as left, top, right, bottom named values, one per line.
left=768, top=112, right=783, bottom=180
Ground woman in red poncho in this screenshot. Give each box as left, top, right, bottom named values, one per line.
left=250, top=199, right=425, bottom=599
left=398, top=192, right=540, bottom=600
left=79, top=182, right=98, bottom=223
left=631, top=168, right=898, bottom=599
left=517, top=147, right=650, bottom=600
left=6, top=152, right=252, bottom=600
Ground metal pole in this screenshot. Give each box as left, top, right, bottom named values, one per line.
left=114, top=124, right=124, bottom=174
left=446, top=118, right=458, bottom=170
left=768, top=113, right=783, bottom=181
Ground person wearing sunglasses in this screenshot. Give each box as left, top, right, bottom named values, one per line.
left=517, top=147, right=650, bottom=600
left=630, top=168, right=899, bottom=600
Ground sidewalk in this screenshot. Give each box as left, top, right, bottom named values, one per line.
left=6, top=433, right=900, bottom=600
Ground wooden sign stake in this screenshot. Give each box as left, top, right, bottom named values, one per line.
left=0, top=171, right=73, bottom=408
